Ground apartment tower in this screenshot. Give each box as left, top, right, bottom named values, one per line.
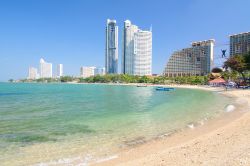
left=105, top=19, right=118, bottom=74
left=230, top=32, right=250, bottom=56
left=122, top=20, right=152, bottom=76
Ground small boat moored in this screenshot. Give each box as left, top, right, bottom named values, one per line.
left=155, top=87, right=175, bottom=91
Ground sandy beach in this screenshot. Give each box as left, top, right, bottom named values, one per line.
left=94, top=87, right=250, bottom=166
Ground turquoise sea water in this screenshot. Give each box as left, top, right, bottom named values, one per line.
left=0, top=83, right=232, bottom=165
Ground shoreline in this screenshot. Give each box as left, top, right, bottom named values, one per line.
left=92, top=86, right=250, bottom=166
left=67, top=82, right=225, bottom=91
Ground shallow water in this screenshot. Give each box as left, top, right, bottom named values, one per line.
left=0, top=83, right=233, bottom=165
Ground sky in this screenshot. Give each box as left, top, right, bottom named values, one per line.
left=0, top=0, right=250, bottom=81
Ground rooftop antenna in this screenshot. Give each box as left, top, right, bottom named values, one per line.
left=150, top=24, right=152, bottom=32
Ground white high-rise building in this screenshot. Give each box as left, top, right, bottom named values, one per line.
left=122, top=20, right=138, bottom=75
left=40, top=58, right=52, bottom=78
left=80, top=66, right=96, bottom=78
left=28, top=67, right=38, bottom=79
left=105, top=19, right=118, bottom=74
left=57, top=64, right=63, bottom=77
left=122, top=20, right=152, bottom=76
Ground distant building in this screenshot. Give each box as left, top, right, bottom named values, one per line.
left=80, top=66, right=96, bottom=78
left=28, top=67, right=38, bottom=79
left=105, top=19, right=118, bottom=74
left=57, top=64, right=63, bottom=77
left=134, top=30, right=152, bottom=76
left=230, top=32, right=250, bottom=56
left=40, top=58, right=52, bottom=78
left=94, top=67, right=105, bottom=76
left=122, top=20, right=152, bottom=76
left=164, top=39, right=214, bottom=77
left=122, top=20, right=138, bottom=75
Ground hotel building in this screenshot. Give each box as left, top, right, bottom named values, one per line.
left=122, top=20, right=152, bottom=76
left=40, top=58, right=53, bottom=78
left=105, top=19, right=118, bottom=74
left=28, top=67, right=38, bottom=79
left=164, top=39, right=214, bottom=77
left=230, top=31, right=250, bottom=56
left=80, top=66, right=96, bottom=78
left=57, top=64, right=63, bottom=77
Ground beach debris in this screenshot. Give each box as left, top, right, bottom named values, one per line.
left=225, top=104, right=236, bottom=112
left=187, top=123, right=195, bottom=129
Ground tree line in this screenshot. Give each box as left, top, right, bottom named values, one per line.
left=15, top=52, right=250, bottom=85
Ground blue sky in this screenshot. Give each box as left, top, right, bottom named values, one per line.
left=0, top=0, right=250, bottom=81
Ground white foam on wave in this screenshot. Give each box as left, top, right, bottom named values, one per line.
left=95, top=155, right=118, bottom=163
left=225, top=104, right=236, bottom=112
left=187, top=123, right=195, bottom=129
left=34, top=155, right=93, bottom=166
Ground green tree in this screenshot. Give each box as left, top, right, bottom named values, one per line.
left=224, top=55, right=248, bottom=82
left=211, top=67, right=223, bottom=73
left=60, top=76, right=73, bottom=82
left=8, top=79, right=14, bottom=82
left=244, top=51, right=250, bottom=70
left=221, top=71, right=238, bottom=81
left=139, top=76, right=149, bottom=83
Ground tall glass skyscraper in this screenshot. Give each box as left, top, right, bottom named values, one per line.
left=105, top=19, right=118, bottom=74
left=122, top=20, right=152, bottom=76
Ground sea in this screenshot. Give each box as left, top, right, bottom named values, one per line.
left=0, top=83, right=233, bottom=165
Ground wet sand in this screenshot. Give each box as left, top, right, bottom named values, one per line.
left=94, top=88, right=250, bottom=166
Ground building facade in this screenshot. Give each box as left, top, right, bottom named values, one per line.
left=40, top=58, right=52, bottom=78
left=105, top=19, right=118, bottom=74
left=122, top=20, right=152, bottom=76
left=94, top=67, right=105, bottom=76
left=57, top=64, right=63, bottom=77
left=28, top=67, right=38, bottom=79
left=230, top=32, right=250, bottom=56
left=80, top=66, right=96, bottom=78
left=164, top=39, right=214, bottom=77
left=122, top=20, right=138, bottom=75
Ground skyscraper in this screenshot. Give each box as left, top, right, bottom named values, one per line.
left=57, top=64, right=63, bottom=77
left=164, top=39, right=214, bottom=77
left=94, top=67, right=105, bottom=76
left=105, top=19, right=118, bottom=74
left=40, top=58, right=52, bottom=78
left=230, top=32, right=250, bottom=56
left=133, top=30, right=152, bottom=76
left=28, top=67, right=38, bottom=79
left=122, top=20, right=152, bottom=76
left=122, top=20, right=138, bottom=75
